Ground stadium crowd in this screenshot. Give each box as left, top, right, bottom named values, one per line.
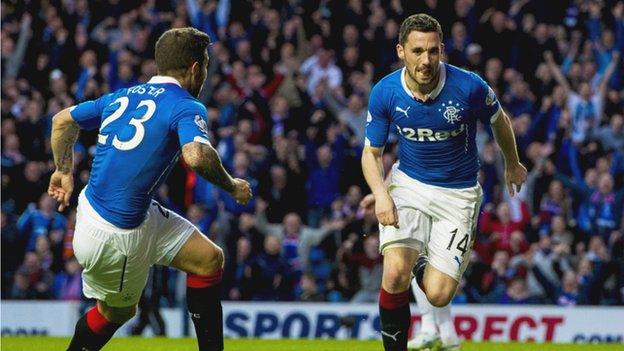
left=1, top=0, right=623, bottom=308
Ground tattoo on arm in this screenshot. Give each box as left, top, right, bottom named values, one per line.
left=183, top=142, right=235, bottom=193
left=51, top=112, right=80, bottom=174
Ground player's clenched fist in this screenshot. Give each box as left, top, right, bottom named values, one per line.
left=230, top=178, right=253, bottom=205
left=374, top=192, right=399, bottom=228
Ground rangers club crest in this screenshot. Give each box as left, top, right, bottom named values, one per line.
left=438, top=100, right=464, bottom=124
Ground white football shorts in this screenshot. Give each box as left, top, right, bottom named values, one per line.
left=73, top=189, right=196, bottom=307
left=379, top=164, right=482, bottom=281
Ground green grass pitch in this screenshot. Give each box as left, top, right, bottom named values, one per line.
left=1, top=337, right=623, bottom=351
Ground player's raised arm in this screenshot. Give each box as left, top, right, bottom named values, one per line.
left=48, top=108, right=80, bottom=211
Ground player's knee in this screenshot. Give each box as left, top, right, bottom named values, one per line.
left=383, top=265, right=412, bottom=292
left=427, top=291, right=452, bottom=307
left=425, top=287, right=454, bottom=307
left=209, top=246, right=225, bottom=271
left=196, top=246, right=224, bottom=276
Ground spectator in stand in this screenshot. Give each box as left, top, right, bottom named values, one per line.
left=34, top=235, right=56, bottom=272
left=12, top=162, right=48, bottom=212
left=550, top=215, right=574, bottom=247
left=10, top=270, right=35, bottom=300
left=305, top=125, right=347, bottom=227
left=534, top=179, right=572, bottom=236
left=255, top=199, right=343, bottom=274
left=337, top=185, right=364, bottom=222
left=296, top=273, right=325, bottom=302
left=245, top=235, right=290, bottom=301
left=592, top=113, right=624, bottom=154
left=185, top=204, right=211, bottom=235
left=1, top=133, right=25, bottom=173
left=218, top=151, right=257, bottom=216
left=13, top=252, right=54, bottom=299
left=342, top=234, right=383, bottom=303
left=225, top=236, right=253, bottom=301
left=52, top=256, right=82, bottom=300
left=324, top=90, right=367, bottom=147
left=469, top=251, right=514, bottom=303
left=1, top=210, right=24, bottom=294
left=300, top=46, right=342, bottom=97
left=479, top=201, right=530, bottom=254
left=260, top=165, right=299, bottom=223
left=498, top=277, right=539, bottom=305
left=544, top=50, right=619, bottom=143
left=556, top=170, right=623, bottom=240
left=17, top=193, right=67, bottom=252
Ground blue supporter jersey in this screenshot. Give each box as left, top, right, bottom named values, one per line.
left=70, top=76, right=211, bottom=228
left=365, top=63, right=501, bottom=188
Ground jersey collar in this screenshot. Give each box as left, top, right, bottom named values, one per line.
left=147, top=75, right=182, bottom=87
left=400, top=62, right=446, bottom=101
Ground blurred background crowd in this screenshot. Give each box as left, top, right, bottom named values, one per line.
left=1, top=0, right=623, bottom=309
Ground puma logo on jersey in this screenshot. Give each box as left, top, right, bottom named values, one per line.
left=395, top=105, right=411, bottom=118
left=381, top=330, right=401, bottom=341
left=397, top=124, right=466, bottom=142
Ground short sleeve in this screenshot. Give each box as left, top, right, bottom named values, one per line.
left=69, top=94, right=113, bottom=130
left=173, top=100, right=211, bottom=147
left=364, top=83, right=391, bottom=147
left=470, top=73, right=501, bottom=125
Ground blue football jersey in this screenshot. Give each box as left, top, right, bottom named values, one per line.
left=365, top=63, right=501, bottom=188
left=70, top=76, right=211, bottom=228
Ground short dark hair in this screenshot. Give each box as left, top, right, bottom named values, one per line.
left=399, top=14, right=443, bottom=46
left=155, top=27, right=211, bottom=76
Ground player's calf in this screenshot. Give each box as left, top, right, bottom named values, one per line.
left=97, top=302, right=137, bottom=324
left=412, top=255, right=458, bottom=307
left=379, top=248, right=418, bottom=350
left=422, top=265, right=458, bottom=307
left=66, top=301, right=135, bottom=351
left=171, top=231, right=225, bottom=351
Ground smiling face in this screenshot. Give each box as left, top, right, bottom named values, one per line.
left=397, top=30, right=442, bottom=86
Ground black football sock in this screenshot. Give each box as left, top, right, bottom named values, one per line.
left=379, top=288, right=410, bottom=351
left=67, top=306, right=122, bottom=351
left=187, top=269, right=224, bottom=351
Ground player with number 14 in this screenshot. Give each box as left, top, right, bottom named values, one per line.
left=361, top=14, right=527, bottom=351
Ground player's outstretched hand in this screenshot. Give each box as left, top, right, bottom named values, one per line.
left=375, top=192, right=399, bottom=228
left=47, top=171, right=73, bottom=212
left=505, top=162, right=528, bottom=197
left=230, top=178, right=253, bottom=205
